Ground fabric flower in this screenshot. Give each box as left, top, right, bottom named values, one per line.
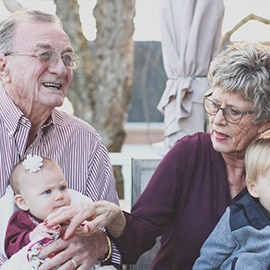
left=22, top=155, right=43, bottom=173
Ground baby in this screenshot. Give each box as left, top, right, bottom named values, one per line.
left=4, top=155, right=71, bottom=260
left=3, top=155, right=116, bottom=270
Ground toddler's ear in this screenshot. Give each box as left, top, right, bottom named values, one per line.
left=246, top=179, right=259, bottom=198
left=14, top=194, right=29, bottom=211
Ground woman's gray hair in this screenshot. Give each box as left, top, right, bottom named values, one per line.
left=208, top=42, right=270, bottom=124
left=0, top=10, right=63, bottom=54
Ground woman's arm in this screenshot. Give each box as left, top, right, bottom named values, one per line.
left=193, top=208, right=236, bottom=269
left=44, top=201, right=126, bottom=239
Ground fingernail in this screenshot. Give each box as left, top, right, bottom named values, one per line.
left=44, top=219, right=48, bottom=225
left=85, top=225, right=90, bottom=233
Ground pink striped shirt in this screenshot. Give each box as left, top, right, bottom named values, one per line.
left=0, top=87, right=121, bottom=265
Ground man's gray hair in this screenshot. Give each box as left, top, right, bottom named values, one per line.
left=0, top=10, right=63, bottom=54
left=208, top=42, right=270, bottom=124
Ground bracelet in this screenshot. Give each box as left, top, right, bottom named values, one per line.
left=100, top=235, right=112, bottom=263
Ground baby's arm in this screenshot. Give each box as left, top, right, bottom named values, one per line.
left=29, top=223, right=60, bottom=242
left=193, top=208, right=236, bottom=270
left=5, top=211, right=60, bottom=259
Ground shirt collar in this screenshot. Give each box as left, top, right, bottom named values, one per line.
left=0, top=84, right=55, bottom=136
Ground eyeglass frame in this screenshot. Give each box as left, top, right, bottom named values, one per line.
left=203, top=94, right=255, bottom=124
left=4, top=50, right=80, bottom=69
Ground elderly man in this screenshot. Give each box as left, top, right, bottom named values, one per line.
left=0, top=10, right=120, bottom=269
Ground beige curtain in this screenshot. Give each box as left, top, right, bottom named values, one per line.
left=158, top=0, right=224, bottom=148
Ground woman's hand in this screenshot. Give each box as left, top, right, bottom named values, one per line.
left=44, top=201, right=126, bottom=239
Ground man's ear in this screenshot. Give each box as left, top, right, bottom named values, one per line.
left=0, top=53, right=7, bottom=72
left=0, top=54, right=10, bottom=83
left=247, top=179, right=259, bottom=198
left=14, top=194, right=29, bottom=211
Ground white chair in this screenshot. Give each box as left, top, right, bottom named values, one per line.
left=128, top=158, right=161, bottom=270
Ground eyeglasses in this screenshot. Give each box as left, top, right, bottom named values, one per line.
left=5, top=50, right=80, bottom=69
left=203, top=97, right=254, bottom=124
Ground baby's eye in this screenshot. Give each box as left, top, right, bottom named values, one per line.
left=60, top=185, right=67, bottom=191
left=43, top=189, right=51, bottom=195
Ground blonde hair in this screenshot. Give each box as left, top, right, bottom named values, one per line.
left=10, top=157, right=58, bottom=194
left=245, top=138, right=270, bottom=184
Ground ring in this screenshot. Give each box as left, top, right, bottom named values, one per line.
left=70, top=259, right=78, bottom=269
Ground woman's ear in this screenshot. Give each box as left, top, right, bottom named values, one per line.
left=14, top=194, right=29, bottom=211
left=258, top=121, right=270, bottom=136
left=247, top=179, right=259, bottom=198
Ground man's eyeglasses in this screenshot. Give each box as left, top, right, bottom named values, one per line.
left=203, top=97, right=254, bottom=124
left=4, top=50, right=80, bottom=69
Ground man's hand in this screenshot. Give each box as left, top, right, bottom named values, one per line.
left=38, top=230, right=108, bottom=270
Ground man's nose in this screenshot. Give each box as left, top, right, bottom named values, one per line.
left=48, top=57, right=68, bottom=77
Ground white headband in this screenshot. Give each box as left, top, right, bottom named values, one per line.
left=22, top=154, right=43, bottom=173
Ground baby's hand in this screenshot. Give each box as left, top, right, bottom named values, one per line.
left=29, top=223, right=60, bottom=241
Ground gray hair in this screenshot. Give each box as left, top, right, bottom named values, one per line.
left=208, top=42, right=270, bottom=124
left=0, top=10, right=63, bottom=54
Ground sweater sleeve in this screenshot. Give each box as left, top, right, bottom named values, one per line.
left=193, top=208, right=236, bottom=269
left=111, top=140, right=185, bottom=264
left=4, top=211, right=36, bottom=258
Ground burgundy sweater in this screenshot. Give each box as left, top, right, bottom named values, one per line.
left=5, top=210, right=41, bottom=258
left=112, top=133, right=247, bottom=270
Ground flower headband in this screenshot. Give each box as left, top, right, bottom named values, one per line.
left=22, top=154, right=43, bottom=173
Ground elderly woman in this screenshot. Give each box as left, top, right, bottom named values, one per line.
left=45, top=42, right=270, bottom=270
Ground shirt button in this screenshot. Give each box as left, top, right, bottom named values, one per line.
left=20, top=118, right=26, bottom=124
left=8, top=131, right=13, bottom=137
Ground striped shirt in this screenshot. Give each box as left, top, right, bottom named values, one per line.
left=0, top=87, right=121, bottom=266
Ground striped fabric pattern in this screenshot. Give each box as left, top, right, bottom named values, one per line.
left=0, top=88, right=121, bottom=266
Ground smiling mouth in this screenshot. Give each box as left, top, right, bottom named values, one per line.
left=42, top=82, right=61, bottom=90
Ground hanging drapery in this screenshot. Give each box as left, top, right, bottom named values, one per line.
left=158, top=0, right=225, bottom=148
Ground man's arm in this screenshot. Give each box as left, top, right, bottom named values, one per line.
left=0, top=254, right=6, bottom=268
left=86, top=141, right=121, bottom=266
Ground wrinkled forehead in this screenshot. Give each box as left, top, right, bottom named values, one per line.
left=211, top=87, right=254, bottom=108
left=13, top=19, right=72, bottom=52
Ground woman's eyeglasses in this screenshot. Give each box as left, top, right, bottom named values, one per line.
left=203, top=97, right=254, bottom=124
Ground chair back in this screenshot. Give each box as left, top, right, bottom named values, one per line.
left=129, top=158, right=161, bottom=270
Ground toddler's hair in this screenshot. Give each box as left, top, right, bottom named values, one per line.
left=245, top=138, right=270, bottom=183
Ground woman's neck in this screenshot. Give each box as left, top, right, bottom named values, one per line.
left=222, top=153, right=246, bottom=199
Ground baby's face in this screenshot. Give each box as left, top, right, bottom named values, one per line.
left=21, top=163, right=71, bottom=220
